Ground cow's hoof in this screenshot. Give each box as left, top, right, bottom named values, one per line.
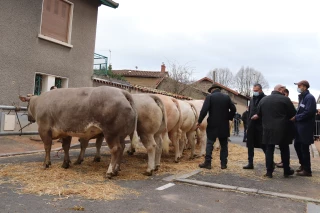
left=74, top=159, right=83, bottom=165
left=106, top=173, right=113, bottom=179
left=62, top=161, right=71, bottom=169
left=143, top=170, right=154, bottom=176
left=127, top=150, right=135, bottom=156
left=93, top=157, right=101, bottom=162
left=154, top=165, right=160, bottom=171
left=43, top=164, right=50, bottom=169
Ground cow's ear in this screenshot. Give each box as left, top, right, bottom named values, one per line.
left=19, top=96, right=31, bottom=102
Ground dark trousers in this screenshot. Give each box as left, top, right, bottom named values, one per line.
left=248, top=144, right=266, bottom=164
left=294, top=142, right=312, bottom=173
left=205, top=137, right=228, bottom=166
left=243, top=126, right=247, bottom=141
left=266, top=144, right=290, bottom=174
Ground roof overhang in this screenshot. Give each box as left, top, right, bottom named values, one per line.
left=100, top=0, right=119, bottom=9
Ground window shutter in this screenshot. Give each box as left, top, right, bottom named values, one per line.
left=41, top=0, right=71, bottom=43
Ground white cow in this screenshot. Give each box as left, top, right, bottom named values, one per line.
left=177, top=100, right=198, bottom=159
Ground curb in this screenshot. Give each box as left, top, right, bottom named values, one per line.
left=174, top=178, right=320, bottom=204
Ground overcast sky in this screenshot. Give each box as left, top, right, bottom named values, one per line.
left=95, top=0, right=320, bottom=102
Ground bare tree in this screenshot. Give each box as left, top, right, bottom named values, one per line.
left=168, top=60, right=195, bottom=84
left=207, top=68, right=234, bottom=87
left=162, top=60, right=195, bottom=95
left=234, top=66, right=269, bottom=96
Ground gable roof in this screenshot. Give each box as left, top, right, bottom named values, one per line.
left=92, top=77, right=192, bottom=100
left=112, top=70, right=168, bottom=78
left=193, top=77, right=250, bottom=100
left=100, top=0, right=119, bottom=8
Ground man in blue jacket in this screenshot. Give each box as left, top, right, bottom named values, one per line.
left=292, top=80, right=317, bottom=177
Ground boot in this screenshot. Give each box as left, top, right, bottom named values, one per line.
left=296, top=170, right=312, bottom=177
left=243, top=163, right=254, bottom=169
left=221, top=164, right=227, bottom=169
left=264, top=172, right=273, bottom=178
left=284, top=169, right=294, bottom=178
left=199, top=161, right=211, bottom=169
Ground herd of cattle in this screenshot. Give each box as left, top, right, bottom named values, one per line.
left=19, top=86, right=214, bottom=178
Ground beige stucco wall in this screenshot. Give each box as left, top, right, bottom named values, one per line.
left=0, top=0, right=100, bottom=105
left=123, top=77, right=161, bottom=88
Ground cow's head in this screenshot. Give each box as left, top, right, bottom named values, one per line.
left=19, top=95, right=36, bottom=123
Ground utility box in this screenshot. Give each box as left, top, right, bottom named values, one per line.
left=4, top=114, right=16, bottom=131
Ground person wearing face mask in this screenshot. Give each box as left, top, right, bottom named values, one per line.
left=252, top=85, right=297, bottom=178
left=243, top=83, right=266, bottom=170
left=291, top=80, right=317, bottom=177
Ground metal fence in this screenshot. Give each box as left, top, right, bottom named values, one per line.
left=0, top=105, right=38, bottom=136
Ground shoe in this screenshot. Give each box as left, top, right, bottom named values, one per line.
left=284, top=169, right=294, bottom=178
left=296, top=166, right=303, bottom=172
left=276, top=162, right=283, bottom=168
left=221, top=165, right=227, bottom=169
left=243, top=140, right=247, bottom=142
left=264, top=173, right=273, bottom=178
left=243, top=164, right=254, bottom=169
left=296, top=170, right=312, bottom=177
left=199, top=162, right=211, bottom=170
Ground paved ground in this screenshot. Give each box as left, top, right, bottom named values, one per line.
left=0, top=133, right=320, bottom=212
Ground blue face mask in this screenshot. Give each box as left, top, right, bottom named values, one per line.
left=253, top=92, right=259, bottom=96
left=297, top=88, right=302, bottom=93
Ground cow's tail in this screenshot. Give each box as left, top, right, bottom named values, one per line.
left=123, top=91, right=139, bottom=154
left=151, top=95, right=170, bottom=154
left=189, top=102, right=200, bottom=144
left=171, top=98, right=182, bottom=140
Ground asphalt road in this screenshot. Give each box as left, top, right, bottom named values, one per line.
left=0, top=145, right=309, bottom=213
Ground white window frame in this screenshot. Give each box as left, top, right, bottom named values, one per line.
left=38, top=0, right=74, bottom=48
left=33, top=72, right=69, bottom=95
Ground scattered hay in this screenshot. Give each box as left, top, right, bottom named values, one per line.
left=0, top=142, right=319, bottom=200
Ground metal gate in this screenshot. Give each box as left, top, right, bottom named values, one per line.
left=0, top=105, right=38, bottom=136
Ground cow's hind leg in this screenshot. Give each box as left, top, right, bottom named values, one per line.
left=74, top=138, right=89, bottom=165
left=140, top=134, right=156, bottom=176
left=39, top=129, right=53, bottom=169
left=94, top=136, right=103, bottom=162
left=105, top=136, right=122, bottom=179
left=187, top=131, right=197, bottom=159
left=154, top=133, right=163, bottom=171
left=62, top=136, right=72, bottom=169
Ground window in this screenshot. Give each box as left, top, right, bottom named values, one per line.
left=34, top=73, right=68, bottom=95
left=39, top=0, right=73, bottom=46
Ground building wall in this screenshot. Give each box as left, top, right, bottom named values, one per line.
left=123, top=77, right=162, bottom=88
left=0, top=0, right=100, bottom=105
left=192, top=81, right=213, bottom=92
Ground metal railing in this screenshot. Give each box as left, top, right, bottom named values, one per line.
left=315, top=121, right=320, bottom=138
left=0, top=105, right=38, bottom=136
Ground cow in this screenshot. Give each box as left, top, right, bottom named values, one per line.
left=177, top=100, right=198, bottom=159
left=19, top=86, right=137, bottom=178
left=126, top=94, right=169, bottom=175
left=78, top=94, right=169, bottom=176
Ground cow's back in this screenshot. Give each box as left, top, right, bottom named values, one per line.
left=33, top=86, right=136, bottom=139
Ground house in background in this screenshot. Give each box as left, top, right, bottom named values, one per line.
left=192, top=77, right=250, bottom=114
left=0, top=0, right=118, bottom=105
left=112, top=64, right=208, bottom=99
left=112, top=64, right=169, bottom=88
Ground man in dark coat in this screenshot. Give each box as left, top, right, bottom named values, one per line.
left=243, top=83, right=266, bottom=169
left=241, top=107, right=249, bottom=142
left=197, top=85, right=236, bottom=170
left=292, top=80, right=317, bottom=177
left=254, top=84, right=297, bottom=178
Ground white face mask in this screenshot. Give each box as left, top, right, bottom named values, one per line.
left=297, top=88, right=302, bottom=93
left=253, top=92, right=259, bottom=96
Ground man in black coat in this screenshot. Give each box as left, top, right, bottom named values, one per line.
left=243, top=83, right=266, bottom=169
left=253, top=85, right=297, bottom=178
left=242, top=107, right=249, bottom=142
left=197, top=85, right=236, bottom=170
left=292, top=80, right=317, bottom=177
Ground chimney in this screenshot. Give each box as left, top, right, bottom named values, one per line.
left=161, top=62, right=166, bottom=73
